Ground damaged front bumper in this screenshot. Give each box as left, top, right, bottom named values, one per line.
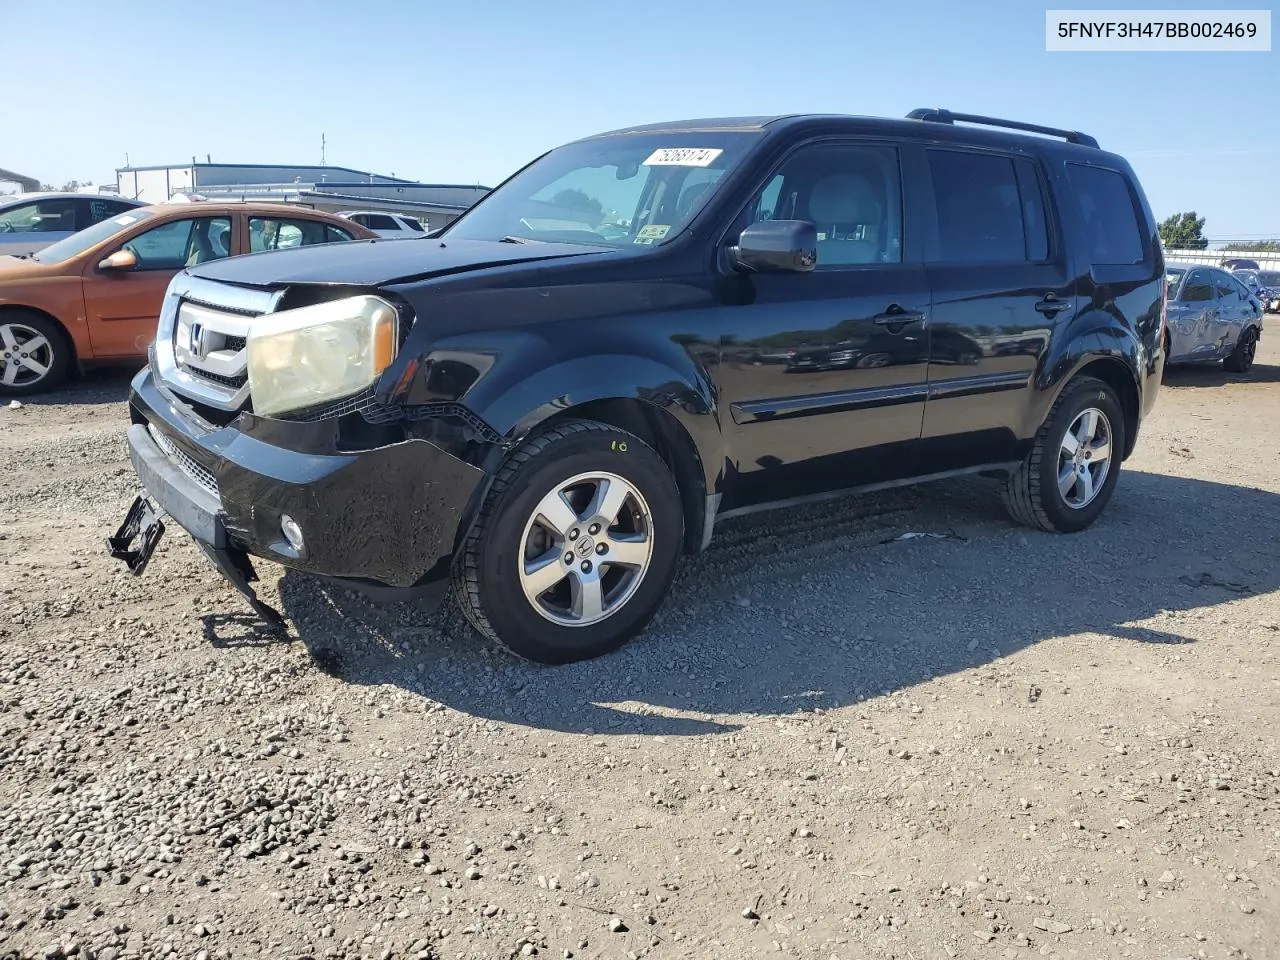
left=108, top=366, right=490, bottom=628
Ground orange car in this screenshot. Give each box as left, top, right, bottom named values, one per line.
left=0, top=203, right=377, bottom=395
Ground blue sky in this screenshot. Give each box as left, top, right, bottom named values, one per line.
left=5, top=0, right=1276, bottom=241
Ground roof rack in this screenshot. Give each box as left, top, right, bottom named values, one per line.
left=906, top=108, right=1099, bottom=149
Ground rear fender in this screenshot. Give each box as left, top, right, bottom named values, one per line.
left=1033, top=311, right=1144, bottom=454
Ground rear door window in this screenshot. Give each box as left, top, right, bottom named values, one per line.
left=1065, top=164, right=1144, bottom=265
left=250, top=217, right=339, bottom=251
left=926, top=150, right=1048, bottom=263
left=363, top=214, right=400, bottom=231
left=1215, top=272, right=1247, bottom=301
left=86, top=198, right=135, bottom=226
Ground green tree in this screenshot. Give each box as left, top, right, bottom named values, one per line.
left=38, top=180, right=91, bottom=193
left=1158, top=211, right=1208, bottom=250
left=1229, top=239, right=1280, bottom=252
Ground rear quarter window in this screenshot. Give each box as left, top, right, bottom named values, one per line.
left=1066, top=164, right=1145, bottom=266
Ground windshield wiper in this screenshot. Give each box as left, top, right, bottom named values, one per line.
left=498, top=235, right=541, bottom=244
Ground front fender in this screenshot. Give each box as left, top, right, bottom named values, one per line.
left=484, top=352, right=720, bottom=488
left=444, top=346, right=723, bottom=561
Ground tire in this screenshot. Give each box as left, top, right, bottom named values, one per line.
left=0, top=311, right=70, bottom=396
left=453, top=419, right=684, bottom=664
left=1002, top=376, right=1127, bottom=534
left=1222, top=326, right=1258, bottom=373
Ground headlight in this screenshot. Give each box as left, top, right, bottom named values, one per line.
left=246, top=295, right=398, bottom=417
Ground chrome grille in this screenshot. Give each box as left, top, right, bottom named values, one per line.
left=172, top=301, right=252, bottom=404
left=155, top=275, right=283, bottom=412
left=148, top=424, right=220, bottom=501
left=179, top=366, right=247, bottom=389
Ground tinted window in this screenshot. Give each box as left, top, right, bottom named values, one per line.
left=1182, top=271, right=1213, bottom=303
left=1015, top=159, right=1051, bottom=261
left=87, top=198, right=134, bottom=225
left=1066, top=164, right=1144, bottom=265
left=0, top=198, right=79, bottom=234
left=363, top=214, right=400, bottom=231
left=402, top=217, right=425, bottom=232
left=927, top=151, right=1030, bottom=263
left=250, top=217, right=340, bottom=251
left=123, top=217, right=232, bottom=269
left=742, top=143, right=903, bottom=266
left=1215, top=273, right=1246, bottom=300
left=325, top=225, right=355, bottom=243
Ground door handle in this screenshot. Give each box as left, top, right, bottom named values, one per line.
left=1034, top=295, right=1070, bottom=317
left=872, top=306, right=925, bottom=327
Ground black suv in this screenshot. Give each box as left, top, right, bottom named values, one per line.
left=109, top=109, right=1165, bottom=663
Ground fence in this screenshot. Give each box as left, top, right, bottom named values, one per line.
left=1165, top=247, right=1280, bottom=270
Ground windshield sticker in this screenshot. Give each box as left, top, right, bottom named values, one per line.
left=642, top=147, right=723, bottom=167
left=113, top=215, right=138, bottom=226
left=635, top=224, right=671, bottom=242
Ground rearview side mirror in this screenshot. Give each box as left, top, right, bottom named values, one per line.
left=98, top=249, right=138, bottom=272
left=733, top=220, right=817, bottom=273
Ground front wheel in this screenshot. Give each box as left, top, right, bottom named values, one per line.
left=454, top=419, right=684, bottom=664
left=1222, top=326, right=1258, bottom=373
left=1002, top=376, right=1126, bottom=533
left=1, top=312, right=69, bottom=396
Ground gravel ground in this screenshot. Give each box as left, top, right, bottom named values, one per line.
left=1, top=341, right=1278, bottom=960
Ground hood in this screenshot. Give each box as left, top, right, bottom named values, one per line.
left=187, top=237, right=613, bottom=289
left=0, top=254, right=62, bottom=282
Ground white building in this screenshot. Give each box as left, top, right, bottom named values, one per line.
left=116, top=162, right=490, bottom=230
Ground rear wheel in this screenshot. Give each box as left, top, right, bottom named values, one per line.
left=0, top=312, right=69, bottom=396
left=454, top=419, right=683, bottom=664
left=1222, top=326, right=1258, bottom=373
left=1002, top=376, right=1126, bottom=533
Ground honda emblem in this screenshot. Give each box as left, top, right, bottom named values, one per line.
left=187, top=322, right=205, bottom=359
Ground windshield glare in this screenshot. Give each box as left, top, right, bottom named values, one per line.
left=443, top=132, right=760, bottom=248
left=32, top=208, right=155, bottom=264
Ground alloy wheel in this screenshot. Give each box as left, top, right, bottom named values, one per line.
left=1241, top=330, right=1257, bottom=366
left=1057, top=407, right=1112, bottom=509
left=518, top=471, right=654, bottom=627
left=1, top=322, right=54, bottom=388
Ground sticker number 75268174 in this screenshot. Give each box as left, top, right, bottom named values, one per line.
left=642, top=147, right=724, bottom=167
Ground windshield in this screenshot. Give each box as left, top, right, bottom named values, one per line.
left=1165, top=267, right=1187, bottom=298
left=443, top=131, right=761, bottom=248
left=1259, top=271, right=1280, bottom=286
left=33, top=208, right=155, bottom=264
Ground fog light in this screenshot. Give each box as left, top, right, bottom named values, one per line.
left=280, top=515, right=305, bottom=552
